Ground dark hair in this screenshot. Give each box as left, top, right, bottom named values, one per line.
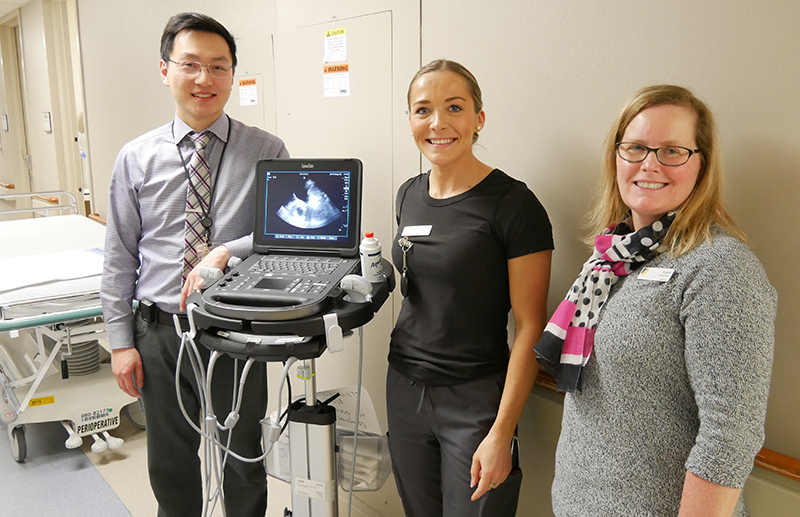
left=160, top=12, right=237, bottom=68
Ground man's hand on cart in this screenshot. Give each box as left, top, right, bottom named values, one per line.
left=180, top=245, right=231, bottom=312
left=112, top=348, right=144, bottom=398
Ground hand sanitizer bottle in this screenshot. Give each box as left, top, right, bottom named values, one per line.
left=359, top=232, right=383, bottom=282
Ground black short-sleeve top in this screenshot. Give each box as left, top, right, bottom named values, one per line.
left=390, top=169, right=554, bottom=385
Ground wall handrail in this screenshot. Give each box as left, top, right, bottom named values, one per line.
left=534, top=371, right=800, bottom=484
left=87, top=213, right=106, bottom=225
left=34, top=195, right=60, bottom=204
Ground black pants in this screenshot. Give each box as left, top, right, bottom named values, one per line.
left=134, top=312, right=268, bottom=517
left=386, top=365, right=522, bottom=517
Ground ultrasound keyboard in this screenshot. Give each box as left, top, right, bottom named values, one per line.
left=198, top=253, right=360, bottom=321
left=249, top=256, right=343, bottom=276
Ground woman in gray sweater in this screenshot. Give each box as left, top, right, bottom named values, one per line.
left=535, top=85, right=777, bottom=516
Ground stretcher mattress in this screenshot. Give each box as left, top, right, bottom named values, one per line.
left=0, top=215, right=105, bottom=323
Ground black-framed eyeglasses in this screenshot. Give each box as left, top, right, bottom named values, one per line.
left=616, top=142, right=702, bottom=166
left=168, top=59, right=233, bottom=79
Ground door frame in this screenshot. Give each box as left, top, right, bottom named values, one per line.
left=0, top=11, right=33, bottom=209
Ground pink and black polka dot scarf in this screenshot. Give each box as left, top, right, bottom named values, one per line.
left=533, top=211, right=675, bottom=392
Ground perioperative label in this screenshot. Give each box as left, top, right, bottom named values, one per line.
left=74, top=407, right=120, bottom=435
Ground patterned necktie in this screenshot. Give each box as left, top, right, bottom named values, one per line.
left=182, top=131, right=211, bottom=282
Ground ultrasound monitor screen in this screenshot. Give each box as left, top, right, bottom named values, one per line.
left=264, top=171, right=351, bottom=241
left=254, top=159, right=362, bottom=256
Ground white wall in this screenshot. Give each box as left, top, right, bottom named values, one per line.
left=78, top=0, right=280, bottom=218
left=419, top=0, right=800, bottom=454
left=420, top=1, right=800, bottom=514
left=14, top=0, right=797, bottom=515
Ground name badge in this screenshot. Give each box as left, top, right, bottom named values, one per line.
left=402, top=225, right=432, bottom=237
left=637, top=267, right=675, bottom=282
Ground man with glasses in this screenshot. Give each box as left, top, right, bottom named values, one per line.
left=101, top=12, right=288, bottom=516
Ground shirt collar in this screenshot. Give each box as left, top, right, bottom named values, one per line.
left=171, top=113, right=230, bottom=144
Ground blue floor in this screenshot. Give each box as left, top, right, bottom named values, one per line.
left=0, top=420, right=133, bottom=516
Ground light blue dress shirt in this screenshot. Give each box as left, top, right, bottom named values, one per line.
left=101, top=113, right=289, bottom=350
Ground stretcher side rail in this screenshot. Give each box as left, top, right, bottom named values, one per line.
left=0, top=190, right=78, bottom=216
left=0, top=304, right=103, bottom=333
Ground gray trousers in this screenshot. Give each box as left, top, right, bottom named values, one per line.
left=386, top=365, right=522, bottom=517
left=134, top=311, right=268, bottom=517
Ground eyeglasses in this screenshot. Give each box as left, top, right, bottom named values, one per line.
left=168, top=59, right=233, bottom=79
left=616, top=142, right=702, bottom=166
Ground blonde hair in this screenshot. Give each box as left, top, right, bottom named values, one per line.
left=586, top=84, right=746, bottom=255
left=407, top=59, right=483, bottom=144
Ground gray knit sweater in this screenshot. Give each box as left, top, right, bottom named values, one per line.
left=552, top=230, right=777, bottom=516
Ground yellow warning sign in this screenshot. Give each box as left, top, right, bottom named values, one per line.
left=324, top=64, right=349, bottom=74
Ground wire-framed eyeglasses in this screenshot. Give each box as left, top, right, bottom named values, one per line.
left=168, top=59, right=233, bottom=79
left=616, top=142, right=702, bottom=166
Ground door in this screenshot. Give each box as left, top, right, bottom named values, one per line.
left=273, top=8, right=403, bottom=516
left=274, top=11, right=394, bottom=398
left=51, top=0, right=93, bottom=215
left=0, top=1, right=94, bottom=217
left=0, top=15, right=32, bottom=215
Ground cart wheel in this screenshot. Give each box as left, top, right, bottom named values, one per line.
left=10, top=425, right=26, bottom=463
left=124, top=399, right=146, bottom=430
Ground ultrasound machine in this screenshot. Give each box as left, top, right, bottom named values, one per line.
left=178, top=158, right=393, bottom=517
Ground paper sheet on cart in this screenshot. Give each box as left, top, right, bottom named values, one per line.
left=314, top=385, right=382, bottom=435
left=0, top=248, right=104, bottom=293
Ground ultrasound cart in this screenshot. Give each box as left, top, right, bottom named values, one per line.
left=178, top=158, right=392, bottom=517
left=185, top=256, right=393, bottom=517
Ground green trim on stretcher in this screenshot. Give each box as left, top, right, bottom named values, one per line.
left=0, top=306, right=105, bottom=333
left=0, top=302, right=137, bottom=333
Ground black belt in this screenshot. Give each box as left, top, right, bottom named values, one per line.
left=139, top=302, right=188, bottom=327
left=156, top=309, right=187, bottom=326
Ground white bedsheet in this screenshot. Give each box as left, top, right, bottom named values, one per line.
left=0, top=215, right=106, bottom=314
left=0, top=249, right=104, bottom=293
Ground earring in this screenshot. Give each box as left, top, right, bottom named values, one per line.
left=477, top=126, right=482, bottom=131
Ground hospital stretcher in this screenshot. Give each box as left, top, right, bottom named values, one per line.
left=0, top=192, right=139, bottom=462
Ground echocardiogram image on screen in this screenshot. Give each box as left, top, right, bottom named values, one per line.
left=263, top=170, right=352, bottom=243
left=254, top=159, right=362, bottom=255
